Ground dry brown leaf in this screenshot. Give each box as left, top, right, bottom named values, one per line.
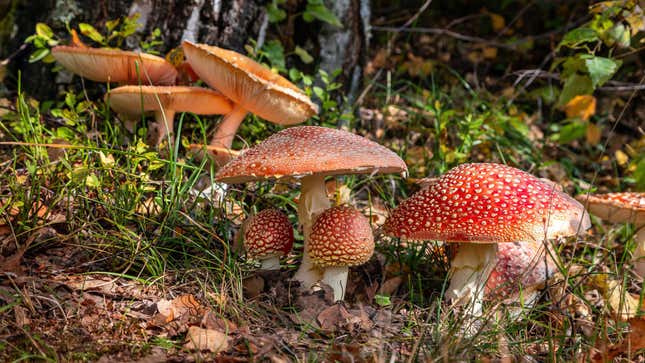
left=482, top=47, right=498, bottom=59
left=378, top=276, right=404, bottom=296
left=242, top=275, right=265, bottom=299
left=564, top=95, right=596, bottom=120
left=488, top=12, right=506, bottom=32
left=155, top=294, right=204, bottom=324
left=183, top=326, right=230, bottom=353
left=585, top=122, right=602, bottom=145
left=401, top=52, right=433, bottom=77
left=593, top=317, right=645, bottom=362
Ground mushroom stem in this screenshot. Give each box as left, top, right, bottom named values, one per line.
left=210, top=105, right=248, bottom=148
left=631, top=224, right=645, bottom=278
left=260, top=256, right=281, bottom=270
left=292, top=174, right=331, bottom=288
left=152, top=109, right=176, bottom=146
left=321, top=266, right=349, bottom=301
left=446, top=243, right=498, bottom=317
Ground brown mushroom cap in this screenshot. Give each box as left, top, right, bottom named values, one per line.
left=383, top=163, right=590, bottom=243
left=182, top=41, right=318, bottom=125
left=309, top=206, right=374, bottom=267
left=243, top=209, right=294, bottom=260
left=215, top=126, right=407, bottom=183
left=52, top=46, right=177, bottom=85
left=576, top=192, right=644, bottom=225
left=107, top=85, right=233, bottom=116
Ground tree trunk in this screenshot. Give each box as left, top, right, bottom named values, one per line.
left=4, top=0, right=266, bottom=99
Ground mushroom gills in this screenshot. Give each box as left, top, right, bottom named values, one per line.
left=446, top=243, right=498, bottom=316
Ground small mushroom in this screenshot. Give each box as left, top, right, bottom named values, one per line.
left=107, top=85, right=233, bottom=146
left=216, top=126, right=407, bottom=288
left=384, top=163, right=589, bottom=316
left=576, top=192, right=644, bottom=276
left=52, top=46, right=177, bottom=85
left=182, top=41, right=318, bottom=163
left=242, top=209, right=294, bottom=270
left=309, top=206, right=374, bottom=301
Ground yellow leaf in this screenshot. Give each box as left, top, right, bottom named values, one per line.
left=564, top=95, right=596, bottom=120
left=482, top=47, right=498, bottom=59
left=585, top=123, right=602, bottom=145
left=489, top=12, right=506, bottom=32
left=615, top=149, right=629, bottom=166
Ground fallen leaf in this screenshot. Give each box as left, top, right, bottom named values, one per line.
left=615, top=149, right=629, bottom=166
left=488, top=12, right=506, bottom=32
left=242, top=275, right=265, bottom=299
left=14, top=305, right=30, bottom=326
left=183, top=326, right=230, bottom=353
left=564, top=94, right=596, bottom=120
left=593, top=317, right=645, bottom=362
left=155, top=294, right=204, bottom=324
left=378, top=276, right=403, bottom=296
left=482, top=47, right=498, bottom=59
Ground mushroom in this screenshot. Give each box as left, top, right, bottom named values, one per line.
left=182, top=41, right=318, bottom=163
left=383, top=163, right=589, bottom=315
left=52, top=46, right=177, bottom=85
left=107, top=85, right=233, bottom=146
left=576, top=192, right=644, bottom=276
left=215, top=126, right=407, bottom=288
left=309, top=206, right=374, bottom=301
left=242, top=209, right=294, bottom=270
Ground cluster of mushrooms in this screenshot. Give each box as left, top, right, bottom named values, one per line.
left=51, top=40, right=644, bottom=316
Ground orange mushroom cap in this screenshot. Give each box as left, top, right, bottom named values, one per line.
left=576, top=192, right=644, bottom=225
left=243, top=209, right=294, bottom=260
left=52, top=46, right=178, bottom=85
left=383, top=163, right=590, bottom=242
left=182, top=41, right=318, bottom=125
left=309, top=206, right=374, bottom=268
left=107, top=85, right=233, bottom=115
left=215, top=126, right=407, bottom=183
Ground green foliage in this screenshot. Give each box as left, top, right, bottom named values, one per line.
left=266, top=0, right=342, bottom=27
left=24, top=23, right=59, bottom=63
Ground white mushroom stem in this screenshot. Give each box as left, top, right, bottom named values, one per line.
left=446, top=243, right=498, bottom=317
left=631, top=225, right=645, bottom=278
left=292, top=174, right=331, bottom=287
left=209, top=105, right=248, bottom=163
left=260, top=256, right=281, bottom=270
left=152, top=109, right=176, bottom=146
left=321, top=266, right=349, bottom=301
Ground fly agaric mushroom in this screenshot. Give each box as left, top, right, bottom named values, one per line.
left=107, top=85, right=233, bottom=146
left=309, top=206, right=374, bottom=301
left=52, top=46, right=177, bottom=85
left=182, top=41, right=318, bottom=163
left=242, top=209, right=294, bottom=270
left=383, top=163, right=589, bottom=315
left=215, top=126, right=406, bottom=288
left=576, top=192, right=644, bottom=276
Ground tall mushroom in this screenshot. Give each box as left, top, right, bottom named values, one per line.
left=309, top=206, right=375, bottom=301
left=215, top=126, right=407, bottom=288
left=383, top=163, right=589, bottom=315
left=576, top=192, right=644, bottom=276
left=182, top=41, right=318, bottom=163
left=52, top=46, right=177, bottom=85
left=107, top=85, right=233, bottom=146
left=242, top=209, right=294, bottom=270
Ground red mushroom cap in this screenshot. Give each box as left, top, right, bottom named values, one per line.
left=243, top=209, right=294, bottom=259
left=485, top=241, right=556, bottom=300
left=215, top=126, right=407, bottom=184
left=309, top=206, right=374, bottom=267
left=383, top=163, right=590, bottom=242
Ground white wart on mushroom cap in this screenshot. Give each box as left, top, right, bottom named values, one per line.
left=216, top=126, right=407, bottom=288
left=577, top=192, right=645, bottom=276
left=52, top=46, right=177, bottom=85
left=383, top=163, right=589, bottom=315
left=309, top=206, right=374, bottom=301
left=243, top=209, right=294, bottom=270
left=182, top=41, right=318, bottom=162
left=108, top=85, right=233, bottom=146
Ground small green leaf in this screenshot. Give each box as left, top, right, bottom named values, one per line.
left=584, top=56, right=621, bottom=88
left=105, top=18, right=121, bottom=33
left=559, top=27, right=599, bottom=49
left=551, top=120, right=587, bottom=143
left=29, top=48, right=51, bottom=63
left=313, top=86, right=325, bottom=100
left=557, top=74, right=593, bottom=106
left=85, top=174, right=100, bottom=188
left=79, top=23, right=104, bottom=43
left=36, top=23, right=54, bottom=39
left=602, top=23, right=630, bottom=48
left=294, top=46, right=314, bottom=64
left=303, top=0, right=342, bottom=27
left=375, top=294, right=391, bottom=307
left=262, top=40, right=286, bottom=73
left=266, top=2, right=286, bottom=23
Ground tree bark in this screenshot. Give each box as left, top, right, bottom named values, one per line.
left=4, top=0, right=266, bottom=99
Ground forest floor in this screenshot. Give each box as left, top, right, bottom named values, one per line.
left=1, top=1, right=645, bottom=362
